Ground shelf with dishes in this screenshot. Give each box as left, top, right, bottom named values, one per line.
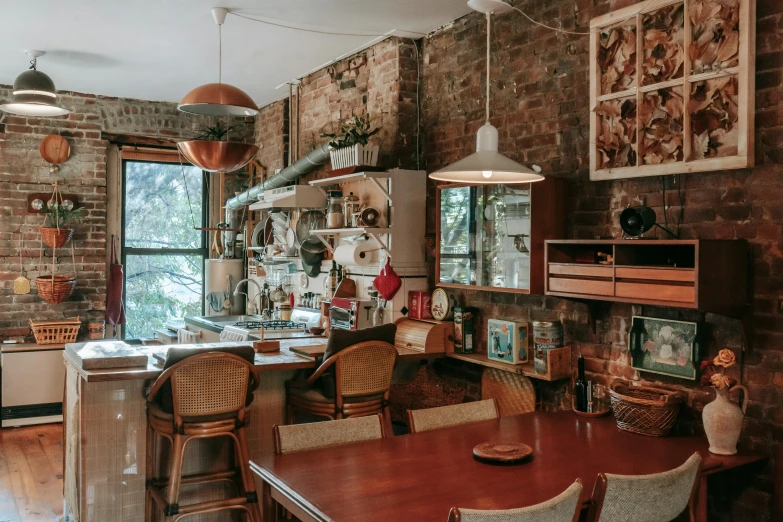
left=309, top=171, right=393, bottom=204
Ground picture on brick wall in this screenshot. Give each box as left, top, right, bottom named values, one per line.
left=589, top=0, right=755, bottom=181
left=628, top=316, right=700, bottom=380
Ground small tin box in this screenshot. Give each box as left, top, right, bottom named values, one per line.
left=454, top=307, right=476, bottom=354
left=487, top=319, right=529, bottom=365
left=408, top=291, right=433, bottom=320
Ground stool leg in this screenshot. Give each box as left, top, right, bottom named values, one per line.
left=236, top=425, right=263, bottom=522
left=164, top=433, right=186, bottom=522
left=145, top=423, right=157, bottom=521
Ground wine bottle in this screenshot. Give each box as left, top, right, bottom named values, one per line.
left=327, top=261, right=339, bottom=298
left=575, top=356, right=588, bottom=412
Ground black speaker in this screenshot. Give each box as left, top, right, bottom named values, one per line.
left=620, top=206, right=657, bottom=237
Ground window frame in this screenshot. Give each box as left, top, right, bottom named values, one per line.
left=120, top=157, right=209, bottom=340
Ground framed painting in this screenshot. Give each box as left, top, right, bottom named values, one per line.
left=628, top=316, right=700, bottom=379
left=589, top=0, right=755, bottom=180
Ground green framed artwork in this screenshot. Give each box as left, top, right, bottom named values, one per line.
left=628, top=316, right=701, bottom=380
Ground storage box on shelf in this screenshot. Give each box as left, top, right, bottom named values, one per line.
left=394, top=317, right=454, bottom=355
left=545, top=240, right=748, bottom=315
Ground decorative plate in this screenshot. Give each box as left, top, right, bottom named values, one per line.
left=431, top=288, right=455, bottom=321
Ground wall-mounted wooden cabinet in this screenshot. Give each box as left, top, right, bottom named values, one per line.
left=545, top=239, right=747, bottom=315
left=436, top=177, right=567, bottom=295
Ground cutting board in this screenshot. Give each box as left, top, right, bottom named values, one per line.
left=66, top=341, right=148, bottom=370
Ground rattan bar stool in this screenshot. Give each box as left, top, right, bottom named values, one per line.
left=145, top=351, right=262, bottom=522
left=285, top=341, right=398, bottom=434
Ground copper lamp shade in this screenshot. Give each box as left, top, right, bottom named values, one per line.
left=178, top=83, right=259, bottom=117
left=177, top=140, right=258, bottom=173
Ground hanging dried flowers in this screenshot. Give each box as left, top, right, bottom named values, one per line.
left=599, top=25, right=637, bottom=94
left=642, top=3, right=685, bottom=85
left=640, top=87, right=684, bottom=164
left=690, top=0, right=740, bottom=74
left=595, top=98, right=637, bottom=169
left=689, top=76, right=739, bottom=160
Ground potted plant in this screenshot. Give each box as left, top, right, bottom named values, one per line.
left=177, top=121, right=258, bottom=173
left=700, top=349, right=748, bottom=455
left=40, top=204, right=84, bottom=248
left=321, top=115, right=380, bottom=171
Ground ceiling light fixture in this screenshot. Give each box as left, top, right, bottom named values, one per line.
left=429, top=0, right=544, bottom=184
left=178, top=8, right=259, bottom=117
left=0, top=51, right=70, bottom=117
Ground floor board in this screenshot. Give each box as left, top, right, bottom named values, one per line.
left=0, top=424, right=63, bottom=522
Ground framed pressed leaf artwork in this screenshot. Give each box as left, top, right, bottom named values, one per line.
left=589, top=0, right=755, bottom=181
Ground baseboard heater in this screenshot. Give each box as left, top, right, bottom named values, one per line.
left=2, top=403, right=63, bottom=426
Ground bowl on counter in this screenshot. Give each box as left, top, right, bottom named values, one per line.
left=308, top=327, right=325, bottom=336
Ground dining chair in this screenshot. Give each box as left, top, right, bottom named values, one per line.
left=481, top=368, right=536, bottom=416
left=273, top=414, right=388, bottom=455
left=447, top=479, right=583, bottom=522
left=285, top=341, right=398, bottom=434
left=145, top=351, right=262, bottom=522
left=407, top=398, right=499, bottom=434
left=586, top=452, right=702, bottom=522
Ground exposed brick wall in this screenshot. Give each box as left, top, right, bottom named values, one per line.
left=421, top=0, right=782, bottom=519
left=0, top=87, right=253, bottom=340
left=254, top=99, right=288, bottom=174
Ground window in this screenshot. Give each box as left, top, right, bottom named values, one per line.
left=122, top=157, right=207, bottom=339
left=439, top=186, right=473, bottom=285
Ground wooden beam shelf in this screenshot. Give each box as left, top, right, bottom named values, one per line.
left=447, top=345, right=571, bottom=382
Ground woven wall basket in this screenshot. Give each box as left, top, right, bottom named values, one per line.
left=40, top=227, right=74, bottom=249
left=36, top=274, right=76, bottom=305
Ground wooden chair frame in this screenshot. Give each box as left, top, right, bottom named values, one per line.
left=145, top=352, right=262, bottom=522
left=407, top=398, right=500, bottom=434
left=447, top=478, right=583, bottom=522
left=285, top=341, right=398, bottom=434
left=585, top=452, right=703, bottom=522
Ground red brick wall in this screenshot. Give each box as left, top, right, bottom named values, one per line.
left=254, top=99, right=288, bottom=174
left=421, top=0, right=782, bottom=519
left=0, top=87, right=252, bottom=339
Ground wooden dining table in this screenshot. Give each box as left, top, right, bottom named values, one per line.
left=250, top=412, right=773, bottom=522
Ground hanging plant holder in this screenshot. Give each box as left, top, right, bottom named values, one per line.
left=35, top=274, right=77, bottom=305
left=177, top=140, right=258, bottom=173
left=40, top=226, right=73, bottom=248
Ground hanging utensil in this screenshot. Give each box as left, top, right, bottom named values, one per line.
left=13, top=232, right=30, bottom=295
left=296, top=209, right=328, bottom=254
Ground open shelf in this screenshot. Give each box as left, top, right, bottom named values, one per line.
left=310, top=227, right=391, bottom=256
left=309, top=172, right=393, bottom=203
left=447, top=345, right=571, bottom=382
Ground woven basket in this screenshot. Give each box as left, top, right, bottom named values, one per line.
left=40, top=227, right=74, bottom=248
left=610, top=382, right=685, bottom=437
left=30, top=317, right=81, bottom=344
left=35, top=274, right=76, bottom=304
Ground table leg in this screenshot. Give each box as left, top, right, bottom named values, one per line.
left=695, top=476, right=708, bottom=522
left=262, top=480, right=276, bottom=522
left=774, top=443, right=782, bottom=522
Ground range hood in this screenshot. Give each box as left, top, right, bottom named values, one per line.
left=248, top=185, right=326, bottom=210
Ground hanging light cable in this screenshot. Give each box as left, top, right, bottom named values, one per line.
left=178, top=8, right=259, bottom=117
left=429, top=1, right=543, bottom=184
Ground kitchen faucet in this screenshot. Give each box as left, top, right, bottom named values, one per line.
left=234, top=279, right=264, bottom=316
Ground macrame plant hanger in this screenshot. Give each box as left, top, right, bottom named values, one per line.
left=38, top=182, right=76, bottom=304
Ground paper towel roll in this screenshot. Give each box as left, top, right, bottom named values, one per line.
left=333, top=245, right=372, bottom=266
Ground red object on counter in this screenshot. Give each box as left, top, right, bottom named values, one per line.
left=373, top=259, right=401, bottom=301
left=289, top=292, right=295, bottom=308
left=408, top=291, right=433, bottom=320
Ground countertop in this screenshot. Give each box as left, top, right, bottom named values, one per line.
left=64, top=339, right=325, bottom=383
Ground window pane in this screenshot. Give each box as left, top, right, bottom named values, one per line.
left=124, top=254, right=203, bottom=339
left=439, top=258, right=471, bottom=285
left=440, top=186, right=470, bottom=255
left=125, top=161, right=203, bottom=249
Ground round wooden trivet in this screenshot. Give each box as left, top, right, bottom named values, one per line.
left=472, top=441, right=533, bottom=465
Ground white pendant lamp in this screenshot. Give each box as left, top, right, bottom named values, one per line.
left=0, top=51, right=70, bottom=117
left=429, top=0, right=544, bottom=184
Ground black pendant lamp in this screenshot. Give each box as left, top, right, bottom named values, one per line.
left=0, top=51, right=70, bottom=117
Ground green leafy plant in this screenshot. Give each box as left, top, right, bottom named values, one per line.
left=44, top=204, right=85, bottom=228
left=320, top=114, right=380, bottom=148
left=195, top=121, right=237, bottom=141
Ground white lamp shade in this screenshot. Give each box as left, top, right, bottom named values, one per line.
left=429, top=123, right=544, bottom=183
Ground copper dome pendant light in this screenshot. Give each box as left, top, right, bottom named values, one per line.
left=178, top=8, right=259, bottom=117
left=429, top=0, right=544, bottom=184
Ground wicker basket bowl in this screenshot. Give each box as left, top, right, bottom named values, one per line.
left=29, top=317, right=81, bottom=344
left=40, top=227, right=74, bottom=248
left=35, top=274, right=76, bottom=304
left=610, top=382, right=685, bottom=437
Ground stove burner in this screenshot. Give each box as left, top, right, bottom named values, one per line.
left=233, top=320, right=307, bottom=331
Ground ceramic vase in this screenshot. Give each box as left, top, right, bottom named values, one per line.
left=702, top=385, right=748, bottom=455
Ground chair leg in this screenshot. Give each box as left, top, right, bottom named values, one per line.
left=236, top=425, right=263, bottom=522
left=145, top=424, right=157, bottom=521
left=383, top=404, right=394, bottom=436
left=163, top=433, right=186, bottom=522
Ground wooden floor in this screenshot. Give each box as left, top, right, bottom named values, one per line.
left=0, top=424, right=63, bottom=522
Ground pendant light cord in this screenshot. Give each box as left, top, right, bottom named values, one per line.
left=218, top=24, right=223, bottom=84
left=485, top=13, right=491, bottom=125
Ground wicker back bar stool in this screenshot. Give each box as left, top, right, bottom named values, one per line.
left=285, top=341, right=398, bottom=434
left=145, top=351, right=262, bottom=522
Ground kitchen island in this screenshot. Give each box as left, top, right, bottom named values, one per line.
left=63, top=339, right=440, bottom=522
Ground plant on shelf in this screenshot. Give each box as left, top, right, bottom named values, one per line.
left=321, top=114, right=381, bottom=171
left=40, top=204, right=84, bottom=248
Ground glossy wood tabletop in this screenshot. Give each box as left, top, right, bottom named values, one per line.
left=251, top=412, right=768, bottom=522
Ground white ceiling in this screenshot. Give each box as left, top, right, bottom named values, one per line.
left=0, top=1, right=470, bottom=108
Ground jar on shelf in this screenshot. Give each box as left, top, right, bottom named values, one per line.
left=326, top=190, right=344, bottom=229
left=343, top=192, right=360, bottom=227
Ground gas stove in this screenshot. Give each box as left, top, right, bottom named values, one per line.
left=233, top=320, right=306, bottom=331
